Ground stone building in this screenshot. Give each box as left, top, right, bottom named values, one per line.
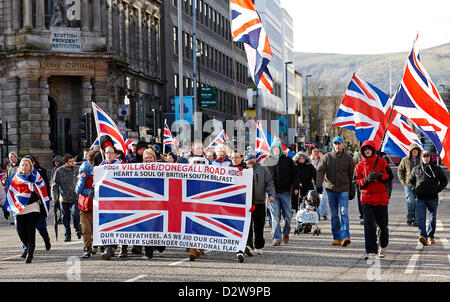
left=0, top=0, right=164, bottom=168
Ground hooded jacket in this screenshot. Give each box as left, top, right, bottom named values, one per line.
left=354, top=140, right=390, bottom=206
left=265, top=141, right=298, bottom=193
left=75, top=161, right=94, bottom=212
left=407, top=157, right=447, bottom=201
left=293, top=152, right=316, bottom=197
left=397, top=143, right=422, bottom=186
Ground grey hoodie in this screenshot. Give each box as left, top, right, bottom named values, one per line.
left=397, top=143, right=422, bottom=186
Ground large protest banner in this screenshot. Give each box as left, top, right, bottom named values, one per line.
left=93, top=163, right=253, bottom=253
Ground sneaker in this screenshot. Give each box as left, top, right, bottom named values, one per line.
left=322, top=216, right=328, bottom=221
left=412, top=222, right=419, bottom=227
left=407, top=220, right=413, bottom=226
left=64, top=238, right=71, bottom=242
left=282, top=235, right=289, bottom=244
left=142, top=255, right=153, bottom=260
left=21, top=250, right=28, bottom=258
left=341, top=238, right=351, bottom=247
left=82, top=247, right=91, bottom=258
left=379, top=247, right=387, bottom=258
left=92, top=246, right=98, bottom=255
left=131, top=246, right=143, bottom=254
left=429, top=238, right=436, bottom=245
left=364, top=253, right=377, bottom=260
left=236, top=252, right=244, bottom=263
left=254, top=249, right=263, bottom=255
left=245, top=246, right=253, bottom=257
left=77, top=232, right=82, bottom=240
left=332, top=240, right=341, bottom=246
left=419, top=236, right=428, bottom=246
left=118, top=250, right=128, bottom=258
left=272, top=241, right=281, bottom=246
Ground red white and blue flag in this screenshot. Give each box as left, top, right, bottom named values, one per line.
left=255, top=120, right=294, bottom=161
left=163, top=122, right=179, bottom=149
left=93, top=164, right=252, bottom=252
left=206, top=130, right=229, bottom=150
left=333, top=73, right=422, bottom=158
left=231, top=0, right=273, bottom=93
left=393, top=34, right=450, bottom=168
left=92, top=102, right=128, bottom=156
left=4, top=170, right=50, bottom=218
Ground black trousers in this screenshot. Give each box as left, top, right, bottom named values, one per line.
left=16, top=212, right=41, bottom=257
left=247, top=204, right=266, bottom=249
left=362, top=204, right=389, bottom=254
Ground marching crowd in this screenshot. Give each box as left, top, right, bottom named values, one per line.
left=1, top=135, right=448, bottom=263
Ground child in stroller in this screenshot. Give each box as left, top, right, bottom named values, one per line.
left=294, top=190, right=321, bottom=236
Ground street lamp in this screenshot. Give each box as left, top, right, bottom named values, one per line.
left=304, top=74, right=312, bottom=144
left=285, top=61, right=293, bottom=143
left=317, top=87, right=323, bottom=142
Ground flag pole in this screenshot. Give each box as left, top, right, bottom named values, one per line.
left=91, top=102, right=104, bottom=161
left=163, top=119, right=167, bottom=155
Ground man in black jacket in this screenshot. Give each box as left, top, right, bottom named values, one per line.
left=264, top=141, right=298, bottom=246
left=408, top=150, right=447, bottom=246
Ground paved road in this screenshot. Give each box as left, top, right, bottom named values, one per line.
left=1, top=166, right=449, bottom=287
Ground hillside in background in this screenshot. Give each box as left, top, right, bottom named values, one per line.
left=293, top=43, right=450, bottom=95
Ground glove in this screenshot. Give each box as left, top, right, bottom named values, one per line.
left=316, top=187, right=323, bottom=194
left=365, top=172, right=381, bottom=184
left=249, top=205, right=255, bottom=213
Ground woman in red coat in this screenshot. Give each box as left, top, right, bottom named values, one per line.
left=354, top=140, right=392, bottom=260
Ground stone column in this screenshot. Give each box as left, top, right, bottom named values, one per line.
left=35, top=0, right=46, bottom=29
left=1, top=77, right=19, bottom=153
left=12, top=0, right=21, bottom=30
left=81, top=0, right=90, bottom=31
left=39, top=77, right=52, bottom=168
left=93, top=0, right=101, bottom=32
left=22, top=0, right=33, bottom=29
left=18, top=76, right=41, bottom=156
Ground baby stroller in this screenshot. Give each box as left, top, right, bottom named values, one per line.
left=293, top=190, right=321, bottom=236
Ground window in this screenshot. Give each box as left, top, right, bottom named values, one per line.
left=173, top=26, right=178, bottom=54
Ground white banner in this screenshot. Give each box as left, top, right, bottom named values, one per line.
left=93, top=163, right=253, bottom=253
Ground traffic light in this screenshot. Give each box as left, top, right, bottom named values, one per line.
left=323, top=134, right=330, bottom=146
left=146, top=110, right=155, bottom=136
left=79, top=113, right=88, bottom=140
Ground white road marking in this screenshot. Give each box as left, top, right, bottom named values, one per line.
left=441, top=238, right=450, bottom=249
left=124, top=275, right=148, bottom=282
left=169, top=258, right=191, bottom=266
left=436, top=220, right=444, bottom=232
left=405, top=254, right=420, bottom=274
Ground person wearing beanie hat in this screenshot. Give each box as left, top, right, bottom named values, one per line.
left=408, top=149, right=447, bottom=246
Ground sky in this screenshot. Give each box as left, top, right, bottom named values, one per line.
left=279, top=0, right=450, bottom=54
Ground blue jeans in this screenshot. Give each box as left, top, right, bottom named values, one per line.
left=268, top=192, right=292, bottom=243
left=62, top=202, right=81, bottom=240
left=404, top=186, right=417, bottom=222
left=416, top=198, right=438, bottom=239
left=327, top=191, right=350, bottom=241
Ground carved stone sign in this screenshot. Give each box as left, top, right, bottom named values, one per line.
left=50, top=28, right=81, bottom=52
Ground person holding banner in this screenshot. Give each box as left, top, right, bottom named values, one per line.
left=243, top=150, right=275, bottom=256
left=178, top=142, right=209, bottom=164
left=212, top=145, right=232, bottom=167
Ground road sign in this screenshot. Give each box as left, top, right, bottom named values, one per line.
left=200, top=87, right=217, bottom=108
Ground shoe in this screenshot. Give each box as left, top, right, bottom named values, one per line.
left=91, top=246, right=98, bottom=255
left=21, top=250, right=28, bottom=258
left=407, top=220, right=413, bottom=226
left=118, top=249, right=128, bottom=258
left=254, top=249, right=263, bottom=255
left=245, top=245, right=253, bottom=257
left=77, top=233, right=82, bottom=239
left=364, top=253, right=377, bottom=260
left=323, top=216, right=328, bottom=221
left=189, top=248, right=202, bottom=261
left=272, top=241, right=281, bottom=246
left=332, top=240, right=341, bottom=246
left=64, top=238, right=71, bottom=242
left=429, top=238, right=435, bottom=245
left=131, top=246, right=143, bottom=254
left=379, top=247, right=387, bottom=258
left=341, top=238, right=351, bottom=247
left=413, top=222, right=418, bottom=227
left=25, top=256, right=33, bottom=263
left=282, top=235, right=289, bottom=244
left=101, top=247, right=114, bottom=260
left=82, top=247, right=91, bottom=258
left=99, top=246, right=105, bottom=253
left=237, top=252, right=244, bottom=263
left=419, top=236, right=428, bottom=246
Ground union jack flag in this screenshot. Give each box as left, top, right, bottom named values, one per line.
left=231, top=0, right=273, bottom=93
left=333, top=73, right=422, bottom=158
left=206, top=130, right=229, bottom=150
left=163, top=122, right=179, bottom=149
left=255, top=120, right=294, bottom=161
left=95, top=175, right=249, bottom=240
left=92, top=102, right=128, bottom=156
left=4, top=170, right=50, bottom=218
left=393, top=34, right=450, bottom=168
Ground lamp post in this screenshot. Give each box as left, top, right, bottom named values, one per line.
left=285, top=61, right=293, bottom=143
left=304, top=74, right=312, bottom=144
left=317, top=87, right=323, bottom=143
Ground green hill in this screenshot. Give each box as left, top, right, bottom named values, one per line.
left=294, top=43, right=450, bottom=95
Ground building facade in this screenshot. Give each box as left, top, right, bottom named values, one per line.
left=252, top=0, right=301, bottom=145
left=162, top=0, right=249, bottom=134
left=0, top=0, right=164, bottom=168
